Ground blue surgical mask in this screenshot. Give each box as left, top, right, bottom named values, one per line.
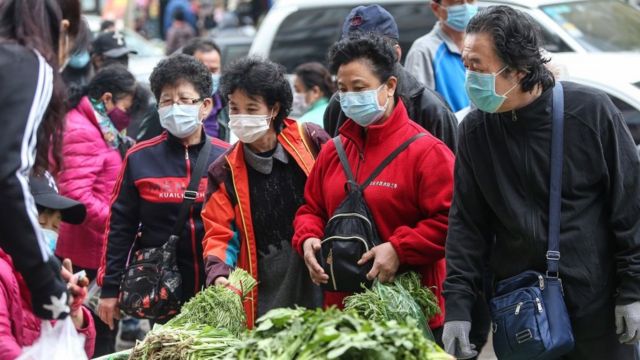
left=339, top=84, right=389, bottom=127
left=465, top=66, right=519, bottom=113
left=446, top=3, right=478, bottom=32
left=158, top=104, right=202, bottom=138
left=42, top=228, right=59, bottom=254
left=67, top=50, right=91, bottom=69
left=211, top=74, right=221, bottom=95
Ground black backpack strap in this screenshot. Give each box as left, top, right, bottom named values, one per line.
left=546, top=82, right=564, bottom=277
left=333, top=137, right=358, bottom=190
left=171, top=136, right=212, bottom=237
left=360, top=133, right=426, bottom=190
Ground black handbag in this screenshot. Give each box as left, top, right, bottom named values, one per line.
left=118, top=137, right=212, bottom=320
left=490, top=82, right=575, bottom=359
left=318, top=134, right=425, bottom=292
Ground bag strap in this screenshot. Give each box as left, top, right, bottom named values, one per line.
left=333, top=134, right=426, bottom=192
left=171, top=136, right=212, bottom=237
left=361, top=133, right=426, bottom=190
left=546, top=82, right=564, bottom=277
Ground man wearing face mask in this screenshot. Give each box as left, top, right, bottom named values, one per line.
left=443, top=6, right=640, bottom=359
left=405, top=0, right=477, bottom=112
left=97, top=55, right=229, bottom=329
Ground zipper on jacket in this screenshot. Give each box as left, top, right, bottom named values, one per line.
left=522, top=126, right=537, bottom=244
left=512, top=110, right=518, bottom=122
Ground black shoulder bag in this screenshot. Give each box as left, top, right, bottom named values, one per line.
left=318, top=134, right=425, bottom=292
left=118, top=137, right=212, bottom=320
left=489, top=82, right=575, bottom=359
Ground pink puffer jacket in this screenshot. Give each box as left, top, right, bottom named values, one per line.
left=55, top=96, right=123, bottom=270
left=0, top=250, right=95, bottom=359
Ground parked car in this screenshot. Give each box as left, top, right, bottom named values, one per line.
left=84, top=15, right=165, bottom=83
left=250, top=0, right=640, bottom=72
left=553, top=52, right=640, bottom=144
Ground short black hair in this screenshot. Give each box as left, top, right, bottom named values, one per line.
left=328, top=33, right=396, bottom=83
left=294, top=62, right=336, bottom=98
left=220, top=56, right=292, bottom=132
left=149, top=54, right=213, bottom=101
left=467, top=6, right=555, bottom=92
left=183, top=37, right=221, bottom=57
left=67, top=64, right=136, bottom=108
left=100, top=20, right=115, bottom=32
left=173, top=8, right=186, bottom=22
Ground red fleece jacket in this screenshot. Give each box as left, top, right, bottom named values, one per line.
left=293, top=100, right=454, bottom=329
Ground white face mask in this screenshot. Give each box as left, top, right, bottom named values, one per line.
left=292, top=92, right=310, bottom=115
left=158, top=104, right=201, bottom=138
left=228, top=111, right=273, bottom=144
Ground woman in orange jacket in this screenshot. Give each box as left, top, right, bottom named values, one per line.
left=201, top=57, right=330, bottom=327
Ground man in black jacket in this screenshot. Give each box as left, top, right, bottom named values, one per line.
left=323, top=5, right=458, bottom=153
left=443, top=6, right=640, bottom=359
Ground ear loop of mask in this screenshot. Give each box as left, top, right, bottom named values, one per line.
left=496, top=65, right=521, bottom=97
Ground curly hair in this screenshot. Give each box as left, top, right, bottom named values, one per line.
left=294, top=62, right=336, bottom=98
left=467, top=6, right=555, bottom=92
left=327, top=33, right=397, bottom=84
left=220, top=56, right=292, bottom=131
left=149, top=54, right=213, bottom=101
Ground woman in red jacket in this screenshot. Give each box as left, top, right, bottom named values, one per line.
left=292, top=34, right=455, bottom=337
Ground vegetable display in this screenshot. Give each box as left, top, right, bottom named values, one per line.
left=166, top=269, right=257, bottom=336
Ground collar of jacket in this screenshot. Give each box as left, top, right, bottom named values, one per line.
left=339, top=99, right=410, bottom=149
left=221, top=119, right=316, bottom=327
left=497, top=84, right=553, bottom=126
left=76, top=96, right=101, bottom=130
left=394, top=63, right=424, bottom=100
left=165, top=127, right=208, bottom=150
left=435, top=21, right=462, bottom=55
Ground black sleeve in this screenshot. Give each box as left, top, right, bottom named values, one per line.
left=600, top=99, right=640, bottom=305
left=416, top=88, right=459, bottom=153
left=0, top=46, right=69, bottom=319
left=443, top=120, right=493, bottom=322
left=101, top=157, right=141, bottom=298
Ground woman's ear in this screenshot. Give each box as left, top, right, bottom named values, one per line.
left=271, top=102, right=281, bottom=119
left=200, top=98, right=214, bottom=120
left=386, top=76, right=398, bottom=97
left=101, top=92, right=114, bottom=109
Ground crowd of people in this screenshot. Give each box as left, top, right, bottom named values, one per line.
left=1, top=0, right=640, bottom=359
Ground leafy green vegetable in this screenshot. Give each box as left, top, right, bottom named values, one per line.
left=129, top=324, right=239, bottom=360
left=225, top=307, right=452, bottom=360
left=344, top=272, right=439, bottom=339
left=166, top=268, right=257, bottom=336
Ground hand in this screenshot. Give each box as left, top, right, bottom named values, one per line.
left=442, top=321, right=478, bottom=359
left=615, top=302, right=640, bottom=344
left=357, top=242, right=400, bottom=283
left=214, top=276, right=229, bottom=286
left=302, top=237, right=328, bottom=285
left=60, top=259, right=89, bottom=329
left=98, top=297, right=121, bottom=330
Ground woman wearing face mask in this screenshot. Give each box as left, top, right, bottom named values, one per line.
left=293, top=35, right=455, bottom=339
left=201, top=56, right=329, bottom=326
left=97, top=54, right=229, bottom=329
left=0, top=0, right=84, bottom=320
left=293, top=62, right=335, bottom=127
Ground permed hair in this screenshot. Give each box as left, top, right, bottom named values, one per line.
left=466, top=6, right=555, bottom=92
left=220, top=56, right=293, bottom=131
left=149, top=54, right=213, bottom=101
left=328, top=33, right=397, bottom=84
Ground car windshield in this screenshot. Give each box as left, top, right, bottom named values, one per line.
left=541, top=1, right=640, bottom=52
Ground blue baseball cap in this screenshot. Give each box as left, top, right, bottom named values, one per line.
left=341, top=5, right=400, bottom=40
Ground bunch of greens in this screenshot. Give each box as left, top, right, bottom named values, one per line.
left=225, top=307, right=452, bottom=360
left=166, top=268, right=257, bottom=336
left=129, top=324, right=239, bottom=360
left=343, top=272, right=439, bottom=339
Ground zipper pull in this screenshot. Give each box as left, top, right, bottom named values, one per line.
left=538, top=274, right=545, bottom=290
left=515, top=302, right=523, bottom=315
left=512, top=110, right=518, bottom=122
left=184, top=147, right=189, bottom=160
left=536, top=298, right=543, bottom=313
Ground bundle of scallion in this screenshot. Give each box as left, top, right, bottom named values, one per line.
left=129, top=324, right=239, bottom=360
left=344, top=272, right=439, bottom=339
left=166, top=268, right=257, bottom=336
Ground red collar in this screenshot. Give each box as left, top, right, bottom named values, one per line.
left=338, top=99, right=410, bottom=149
